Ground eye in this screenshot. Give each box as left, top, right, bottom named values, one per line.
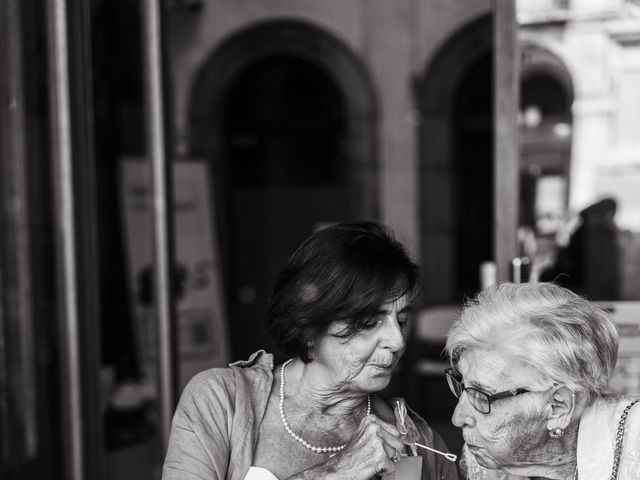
left=361, top=315, right=383, bottom=329
left=397, top=311, right=411, bottom=327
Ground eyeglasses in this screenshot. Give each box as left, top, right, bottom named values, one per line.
left=444, top=367, right=531, bottom=414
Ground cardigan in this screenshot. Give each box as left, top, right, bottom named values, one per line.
left=162, top=350, right=459, bottom=480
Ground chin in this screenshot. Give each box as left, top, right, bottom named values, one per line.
left=470, top=450, right=500, bottom=470
left=364, top=375, right=391, bottom=391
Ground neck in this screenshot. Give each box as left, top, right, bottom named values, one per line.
left=283, top=359, right=369, bottom=419
left=504, top=422, right=579, bottom=480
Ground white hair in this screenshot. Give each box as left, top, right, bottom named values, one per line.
left=445, top=282, right=619, bottom=402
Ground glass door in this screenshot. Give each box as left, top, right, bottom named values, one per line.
left=1, top=0, right=179, bottom=478
left=0, top=0, right=101, bottom=478
left=512, top=0, right=640, bottom=394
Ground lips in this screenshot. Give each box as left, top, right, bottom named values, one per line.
left=464, top=440, right=483, bottom=452
left=369, top=360, right=395, bottom=370
left=463, top=435, right=478, bottom=448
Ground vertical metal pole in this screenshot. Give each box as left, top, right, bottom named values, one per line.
left=141, top=0, right=178, bottom=448
left=48, top=0, right=84, bottom=477
left=493, top=0, right=520, bottom=282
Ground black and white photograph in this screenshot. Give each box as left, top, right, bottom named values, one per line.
left=1, top=0, right=639, bottom=479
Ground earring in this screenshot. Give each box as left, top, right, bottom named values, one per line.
left=548, top=427, right=563, bottom=438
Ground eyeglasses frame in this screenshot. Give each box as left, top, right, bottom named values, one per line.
left=444, top=367, right=531, bottom=414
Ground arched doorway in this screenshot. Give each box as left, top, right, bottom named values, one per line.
left=518, top=43, right=574, bottom=244
left=188, top=21, right=376, bottom=360
left=419, top=15, right=493, bottom=304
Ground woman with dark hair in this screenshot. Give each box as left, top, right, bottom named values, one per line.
left=163, top=222, right=458, bottom=480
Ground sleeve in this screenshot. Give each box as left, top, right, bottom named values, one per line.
left=431, top=429, right=460, bottom=480
left=620, top=401, right=640, bottom=479
left=407, top=410, right=459, bottom=480
left=162, top=370, right=235, bottom=480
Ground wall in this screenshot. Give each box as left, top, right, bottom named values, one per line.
left=167, top=0, right=491, bottom=260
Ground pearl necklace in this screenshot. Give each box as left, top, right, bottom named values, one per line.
left=279, top=359, right=371, bottom=454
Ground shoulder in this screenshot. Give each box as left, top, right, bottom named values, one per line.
left=578, top=394, right=640, bottom=478
left=178, top=350, right=275, bottom=413
left=582, top=394, right=640, bottom=429
left=622, top=397, right=640, bottom=476
left=228, top=349, right=275, bottom=372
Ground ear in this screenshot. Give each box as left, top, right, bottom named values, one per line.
left=305, top=339, right=317, bottom=360
left=545, top=385, right=576, bottom=431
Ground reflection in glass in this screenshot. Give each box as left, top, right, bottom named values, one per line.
left=0, top=0, right=42, bottom=468
left=517, top=0, right=640, bottom=301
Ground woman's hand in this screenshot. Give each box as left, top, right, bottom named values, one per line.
left=314, top=414, right=405, bottom=480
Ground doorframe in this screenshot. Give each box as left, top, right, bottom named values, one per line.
left=418, top=13, right=493, bottom=303
left=418, top=2, right=520, bottom=299
left=493, top=0, right=520, bottom=282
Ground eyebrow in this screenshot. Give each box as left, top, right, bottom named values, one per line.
left=469, top=382, right=495, bottom=394
left=463, top=377, right=494, bottom=393
left=377, top=304, right=413, bottom=314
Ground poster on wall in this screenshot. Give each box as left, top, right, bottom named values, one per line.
left=120, top=158, right=230, bottom=390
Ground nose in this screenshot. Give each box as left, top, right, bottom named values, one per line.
left=452, top=391, right=476, bottom=429
left=380, top=315, right=405, bottom=352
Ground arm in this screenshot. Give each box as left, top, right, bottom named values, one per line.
left=162, top=371, right=234, bottom=480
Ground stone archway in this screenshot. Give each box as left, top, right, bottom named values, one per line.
left=519, top=42, right=574, bottom=240
left=187, top=20, right=377, bottom=358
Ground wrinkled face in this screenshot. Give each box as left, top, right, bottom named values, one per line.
left=451, top=348, right=549, bottom=471
left=311, top=294, right=412, bottom=393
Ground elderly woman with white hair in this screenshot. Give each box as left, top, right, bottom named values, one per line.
left=444, top=282, right=640, bottom=480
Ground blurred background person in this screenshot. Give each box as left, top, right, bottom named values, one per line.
left=541, top=198, right=621, bottom=300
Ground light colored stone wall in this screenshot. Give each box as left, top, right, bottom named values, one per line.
left=519, top=5, right=640, bottom=227
left=519, top=22, right=612, bottom=211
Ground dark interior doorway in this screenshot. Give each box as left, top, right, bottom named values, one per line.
left=519, top=57, right=573, bottom=239
left=453, top=52, right=494, bottom=300
left=222, top=56, right=349, bottom=361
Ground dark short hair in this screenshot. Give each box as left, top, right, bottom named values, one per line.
left=265, top=222, right=420, bottom=362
